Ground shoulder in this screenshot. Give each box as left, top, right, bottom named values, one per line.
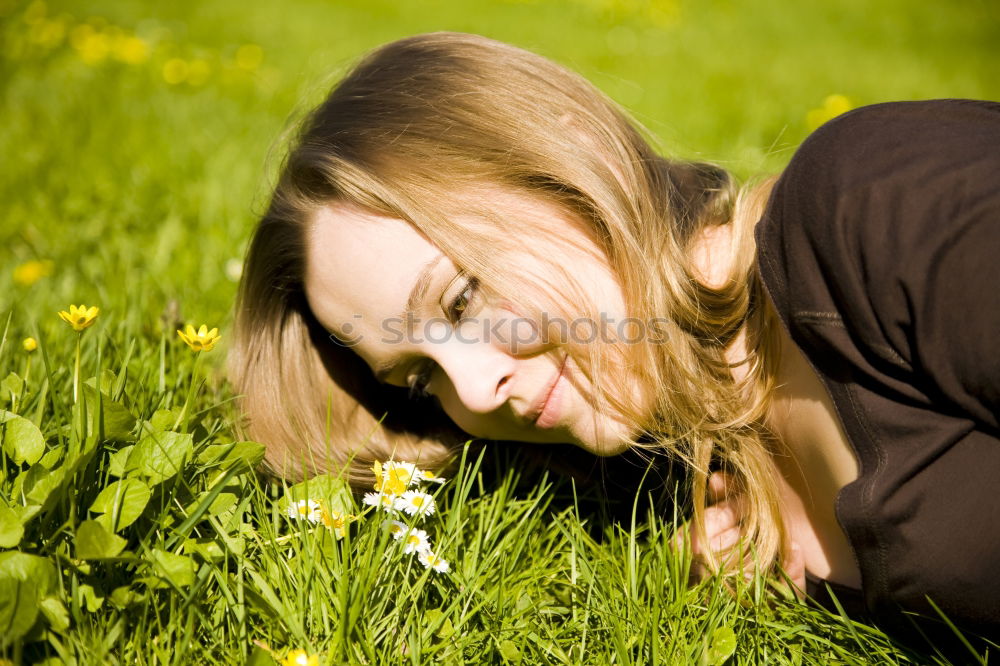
left=775, top=99, right=1000, bottom=203
left=756, top=98, right=1000, bottom=374
left=763, top=98, right=1000, bottom=262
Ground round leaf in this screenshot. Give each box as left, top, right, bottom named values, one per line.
left=90, top=478, right=151, bottom=532
left=124, top=431, right=193, bottom=485
left=76, top=520, right=128, bottom=560
left=0, top=506, right=23, bottom=549
left=704, top=625, right=738, bottom=665
left=0, top=410, right=45, bottom=466
left=0, top=576, right=39, bottom=645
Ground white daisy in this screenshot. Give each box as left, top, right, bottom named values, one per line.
left=399, top=528, right=431, bottom=555
left=287, top=499, right=323, bottom=524
left=384, top=460, right=418, bottom=483
left=418, top=550, right=450, bottom=573
left=415, top=469, right=446, bottom=484
left=363, top=492, right=398, bottom=513
left=394, top=490, right=436, bottom=518
left=383, top=519, right=409, bottom=540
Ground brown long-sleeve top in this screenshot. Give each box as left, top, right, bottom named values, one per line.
left=754, top=99, right=1000, bottom=652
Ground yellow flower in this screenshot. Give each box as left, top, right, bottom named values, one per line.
left=806, top=94, right=853, bottom=131
left=23, top=337, right=38, bottom=352
left=320, top=509, right=356, bottom=538
left=12, top=259, right=53, bottom=286
left=280, top=649, right=320, bottom=666
left=235, top=43, right=263, bottom=71
left=113, top=35, right=149, bottom=65
left=372, top=460, right=411, bottom=496
left=176, top=324, right=221, bottom=352
left=58, top=304, right=100, bottom=332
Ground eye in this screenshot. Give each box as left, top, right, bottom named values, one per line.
left=403, top=274, right=480, bottom=402
left=447, top=275, right=480, bottom=323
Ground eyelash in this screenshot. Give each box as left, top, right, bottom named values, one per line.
left=407, top=275, right=480, bottom=400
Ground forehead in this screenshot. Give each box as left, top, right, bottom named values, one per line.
left=303, top=202, right=441, bottom=334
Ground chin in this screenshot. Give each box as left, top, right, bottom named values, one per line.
left=569, top=419, right=634, bottom=457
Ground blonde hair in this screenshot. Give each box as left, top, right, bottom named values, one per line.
left=229, top=32, right=788, bottom=577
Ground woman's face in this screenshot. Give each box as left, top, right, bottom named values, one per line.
left=303, top=196, right=643, bottom=456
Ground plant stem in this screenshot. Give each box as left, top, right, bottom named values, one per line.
left=176, top=352, right=203, bottom=433
left=73, top=332, right=82, bottom=403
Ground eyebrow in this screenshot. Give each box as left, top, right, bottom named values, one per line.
left=373, top=252, right=444, bottom=383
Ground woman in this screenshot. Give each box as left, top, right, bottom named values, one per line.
left=229, top=32, right=1000, bottom=653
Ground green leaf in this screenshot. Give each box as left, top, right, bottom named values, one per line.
left=109, top=584, right=145, bottom=609
left=83, top=385, right=137, bottom=442
left=498, top=639, right=522, bottom=664
left=39, top=596, right=70, bottom=631
left=78, top=583, right=104, bottom=612
left=425, top=608, right=455, bottom=640
left=22, top=462, right=68, bottom=507
left=90, top=478, right=151, bottom=532
left=107, top=445, right=134, bottom=477
left=0, top=551, right=57, bottom=596
left=13, top=505, right=40, bottom=525
left=246, top=646, right=278, bottom=666
left=183, top=538, right=225, bottom=562
left=0, top=576, right=39, bottom=645
left=149, top=548, right=197, bottom=587
left=148, top=407, right=183, bottom=432
left=704, top=625, right=738, bottom=665
left=0, top=409, right=45, bottom=465
left=282, top=474, right=355, bottom=516
left=0, top=551, right=58, bottom=642
left=0, top=505, right=23, bottom=549
left=124, top=431, right=193, bottom=485
left=76, top=520, right=128, bottom=560
left=197, top=440, right=265, bottom=471
left=1, top=373, right=24, bottom=404
left=37, top=447, right=62, bottom=469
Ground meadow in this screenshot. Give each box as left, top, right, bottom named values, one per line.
left=2, top=0, right=999, bottom=663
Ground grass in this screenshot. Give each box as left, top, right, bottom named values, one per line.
left=1, top=0, right=998, bottom=663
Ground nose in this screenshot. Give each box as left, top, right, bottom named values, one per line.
left=429, top=336, right=516, bottom=415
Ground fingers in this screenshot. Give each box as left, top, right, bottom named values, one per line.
left=706, top=471, right=748, bottom=518
left=706, top=470, right=733, bottom=504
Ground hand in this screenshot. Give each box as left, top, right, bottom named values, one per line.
left=683, top=471, right=807, bottom=598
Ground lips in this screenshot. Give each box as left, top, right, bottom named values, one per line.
left=525, top=353, right=568, bottom=426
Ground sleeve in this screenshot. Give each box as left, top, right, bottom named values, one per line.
left=763, top=99, right=1000, bottom=644
left=779, top=98, right=1000, bottom=430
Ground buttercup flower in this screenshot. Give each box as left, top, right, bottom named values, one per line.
left=363, top=492, right=398, bottom=513
left=395, top=490, right=436, bottom=518
left=418, top=550, right=450, bottom=573
left=320, top=509, right=356, bottom=537
left=58, top=304, right=99, bottom=332
left=22, top=337, right=37, bottom=352
left=13, top=259, right=53, bottom=286
left=280, top=649, right=320, bottom=666
left=176, top=324, right=221, bottom=352
left=287, top=499, right=323, bottom=524
left=806, top=94, right=853, bottom=131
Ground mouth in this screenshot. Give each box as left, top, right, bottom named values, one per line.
left=525, top=353, right=569, bottom=426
